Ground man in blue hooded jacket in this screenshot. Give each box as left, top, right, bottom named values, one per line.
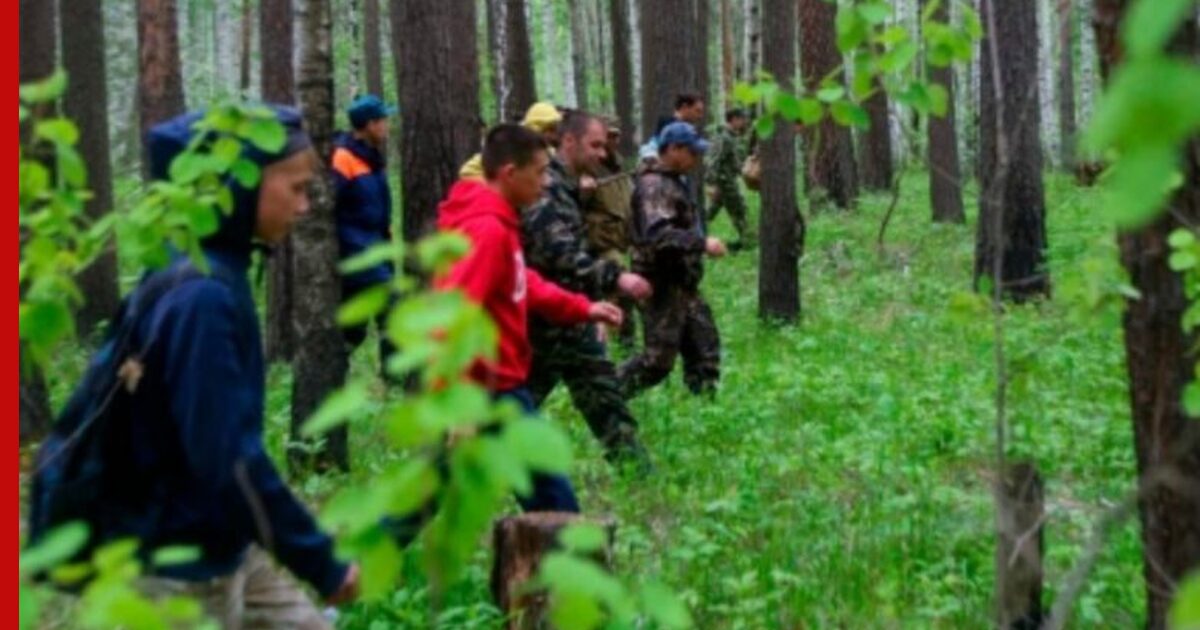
left=49, top=108, right=360, bottom=628
left=332, top=95, right=397, bottom=371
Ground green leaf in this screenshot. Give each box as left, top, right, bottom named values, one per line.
left=878, top=25, right=909, bottom=46
left=20, top=523, right=89, bottom=575
left=960, top=4, right=983, bottom=39
left=19, top=70, right=68, bottom=104
left=549, top=590, right=605, bottom=630
left=1169, top=229, right=1197, bottom=249
left=732, top=81, right=760, bottom=106
left=1170, top=251, right=1198, bottom=271
left=302, top=382, right=370, bottom=436
left=836, top=8, right=869, bottom=53
left=338, top=284, right=393, bottom=326
left=1086, top=59, right=1200, bottom=154
left=339, top=241, right=403, bottom=275
left=241, top=117, right=287, bottom=152
left=416, top=231, right=470, bottom=273
left=1171, top=572, right=1200, bottom=630
left=920, top=0, right=942, bottom=23
left=879, top=41, right=919, bottom=73
left=503, top=418, right=573, bottom=474
left=754, top=115, right=775, bottom=140
left=775, top=93, right=804, bottom=122
left=817, top=86, right=846, bottom=103
left=230, top=159, right=261, bottom=189
left=559, top=524, right=608, bottom=554
left=1103, top=146, right=1180, bottom=229
left=640, top=581, right=693, bottom=629
left=34, top=119, right=79, bottom=146
left=151, top=546, right=201, bottom=568
left=1184, top=383, right=1200, bottom=418
left=830, top=102, right=870, bottom=128
left=1122, top=0, right=1195, bottom=60
left=360, top=536, right=404, bottom=601
left=19, top=300, right=75, bottom=349
left=928, top=83, right=950, bottom=117
left=798, top=98, right=824, bottom=125
left=857, top=2, right=891, bottom=25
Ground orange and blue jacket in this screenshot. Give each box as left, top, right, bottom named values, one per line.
left=331, top=132, right=394, bottom=292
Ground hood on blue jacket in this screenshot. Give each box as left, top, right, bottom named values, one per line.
left=145, top=106, right=312, bottom=257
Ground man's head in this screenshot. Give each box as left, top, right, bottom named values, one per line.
left=726, top=108, right=748, bottom=134
left=557, top=111, right=608, bottom=177
left=657, top=122, right=709, bottom=173
left=256, top=148, right=318, bottom=245
left=674, top=93, right=706, bottom=125
left=348, top=95, right=396, bottom=147
left=483, top=124, right=551, bottom=208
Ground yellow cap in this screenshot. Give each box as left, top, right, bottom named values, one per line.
left=521, top=102, right=563, bottom=133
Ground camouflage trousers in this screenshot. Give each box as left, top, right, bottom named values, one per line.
left=528, top=321, right=648, bottom=464
left=618, top=286, right=720, bottom=396
left=708, top=182, right=752, bottom=247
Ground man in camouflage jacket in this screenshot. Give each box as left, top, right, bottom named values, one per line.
left=522, top=111, right=653, bottom=466
left=705, top=108, right=752, bottom=250
left=620, top=122, right=728, bottom=397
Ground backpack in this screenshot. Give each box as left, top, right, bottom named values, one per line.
left=26, top=261, right=235, bottom=566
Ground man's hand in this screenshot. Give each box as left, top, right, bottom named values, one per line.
left=327, top=564, right=361, bottom=606
left=616, top=272, right=653, bottom=301
left=588, top=302, right=624, bottom=328
left=705, top=237, right=728, bottom=258
left=579, top=175, right=598, bottom=199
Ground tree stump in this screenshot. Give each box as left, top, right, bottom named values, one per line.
left=996, top=462, right=1045, bottom=630
left=490, top=512, right=616, bottom=629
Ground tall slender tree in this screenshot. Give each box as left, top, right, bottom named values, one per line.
left=61, top=0, right=120, bottom=338
left=799, top=0, right=858, bottom=209
left=137, top=0, right=186, bottom=153
left=490, top=0, right=537, bottom=124
left=364, top=0, right=384, bottom=96
left=1057, top=0, right=1077, bottom=170
left=924, top=0, right=965, bottom=223
left=640, top=0, right=703, bottom=141
left=722, top=0, right=735, bottom=104
left=240, top=0, right=254, bottom=95
left=261, top=0, right=298, bottom=363
left=571, top=0, right=589, bottom=109
left=758, top=0, right=799, bottom=321
left=859, top=79, right=894, bottom=191
left=19, top=0, right=57, bottom=446
left=611, top=0, right=636, bottom=157
left=974, top=0, right=1049, bottom=300
left=1094, top=4, right=1200, bottom=626
left=743, top=0, right=761, bottom=85
left=291, top=0, right=349, bottom=472
left=391, top=0, right=480, bottom=242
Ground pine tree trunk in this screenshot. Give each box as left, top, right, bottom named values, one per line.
left=924, top=0, right=965, bottom=223
left=1077, top=0, right=1097, bottom=130
left=137, top=0, right=186, bottom=160
left=758, top=0, right=799, bottom=322
left=571, top=0, right=589, bottom=109
left=291, top=0, right=349, bottom=473
left=744, top=0, right=760, bottom=85
left=799, top=0, right=858, bottom=209
left=492, top=0, right=537, bottom=123
left=62, top=0, right=120, bottom=339
left=346, top=0, right=362, bottom=101
left=240, top=0, right=254, bottom=96
left=1057, top=0, right=1078, bottom=170
left=261, top=0, right=298, bottom=363
left=1095, top=4, right=1200, bottom=627
left=859, top=82, right=894, bottom=192
left=640, top=0, right=702, bottom=139
left=19, top=0, right=57, bottom=446
left=974, top=0, right=1050, bottom=301
left=391, top=0, right=481, bottom=242
left=364, top=0, right=384, bottom=96
left=722, top=0, right=735, bottom=107
left=611, top=0, right=636, bottom=157
left=1038, top=0, right=1060, bottom=167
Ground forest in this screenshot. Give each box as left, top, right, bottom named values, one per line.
left=17, top=0, right=1200, bottom=628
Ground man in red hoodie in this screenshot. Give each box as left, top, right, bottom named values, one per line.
left=435, top=124, right=624, bottom=512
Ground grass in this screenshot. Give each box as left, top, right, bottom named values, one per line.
left=40, top=170, right=1144, bottom=628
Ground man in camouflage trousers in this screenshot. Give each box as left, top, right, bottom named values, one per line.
left=522, top=111, right=654, bottom=466
left=705, top=108, right=752, bottom=250
left=620, top=122, right=728, bottom=397
left=583, top=121, right=638, bottom=347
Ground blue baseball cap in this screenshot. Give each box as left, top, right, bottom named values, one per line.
left=657, top=121, right=710, bottom=154
left=347, top=95, right=398, bottom=129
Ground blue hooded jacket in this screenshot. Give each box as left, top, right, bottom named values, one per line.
left=331, top=132, right=394, bottom=293
left=73, top=107, right=348, bottom=597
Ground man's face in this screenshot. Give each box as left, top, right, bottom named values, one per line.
left=678, top=101, right=706, bottom=125
left=256, top=150, right=317, bottom=245
left=662, top=144, right=700, bottom=173
left=563, top=119, right=608, bottom=176
left=363, top=118, right=390, bottom=147
left=500, top=149, right=551, bottom=209
left=729, top=116, right=748, bottom=134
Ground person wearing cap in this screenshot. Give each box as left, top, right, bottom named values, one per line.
left=33, top=107, right=360, bottom=627
left=705, top=108, right=753, bottom=250
left=459, top=102, right=563, bottom=180
left=583, top=119, right=639, bottom=348
left=619, top=122, right=727, bottom=398
left=520, top=111, right=652, bottom=468
left=333, top=95, right=398, bottom=372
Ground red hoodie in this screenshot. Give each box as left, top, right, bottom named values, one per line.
left=435, top=180, right=593, bottom=391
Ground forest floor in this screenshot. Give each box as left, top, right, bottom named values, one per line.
left=42, top=171, right=1143, bottom=629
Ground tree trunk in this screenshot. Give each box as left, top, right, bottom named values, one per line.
left=758, top=0, right=799, bottom=322
left=974, top=0, right=1050, bottom=301
left=240, top=0, right=254, bottom=96
left=924, top=0, right=965, bottom=224
left=799, top=0, right=858, bottom=209
left=1095, top=4, right=1200, bottom=627
left=291, top=0, right=349, bottom=473
left=744, top=0, right=760, bottom=85
left=571, top=0, right=589, bottom=110
left=19, top=0, right=57, bottom=446
left=1057, top=0, right=1078, bottom=170
left=62, top=0, right=120, bottom=340
left=261, top=0, right=298, bottom=363
left=859, top=82, right=894, bottom=192
left=491, top=0, right=537, bottom=123
left=1037, top=0, right=1060, bottom=168
left=640, top=0, right=702, bottom=141
left=611, top=0, right=636, bottom=157
left=721, top=0, right=734, bottom=108
left=364, top=0, right=384, bottom=96
left=137, top=0, right=186, bottom=164
left=1077, top=0, right=1097, bottom=130
left=996, top=462, right=1046, bottom=629
left=391, top=0, right=481, bottom=243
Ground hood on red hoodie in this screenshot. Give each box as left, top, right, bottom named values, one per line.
left=435, top=180, right=592, bottom=392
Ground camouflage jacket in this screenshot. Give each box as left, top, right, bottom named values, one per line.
left=583, top=157, right=634, bottom=263
left=630, top=166, right=708, bottom=290
left=705, top=124, right=744, bottom=189
left=521, top=157, right=623, bottom=300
